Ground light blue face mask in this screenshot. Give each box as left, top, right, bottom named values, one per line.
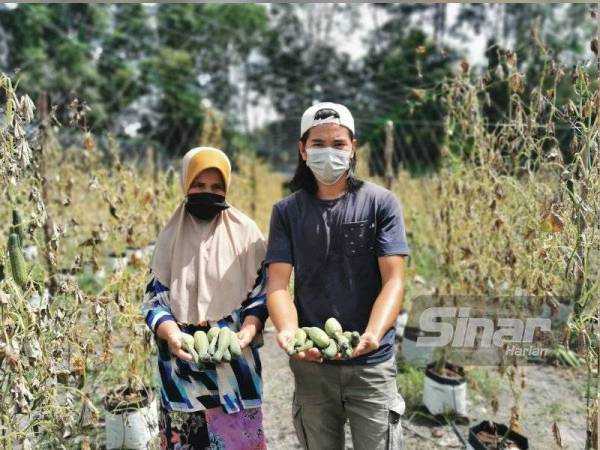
left=306, top=147, right=352, bottom=185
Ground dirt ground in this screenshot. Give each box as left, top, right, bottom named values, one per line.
left=260, top=328, right=590, bottom=450
left=261, top=328, right=302, bottom=450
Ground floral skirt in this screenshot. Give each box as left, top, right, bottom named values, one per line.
left=159, top=406, right=267, bottom=450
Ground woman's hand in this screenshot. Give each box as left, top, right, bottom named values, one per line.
left=238, top=315, right=262, bottom=349
left=166, top=330, right=194, bottom=361
left=156, top=321, right=193, bottom=361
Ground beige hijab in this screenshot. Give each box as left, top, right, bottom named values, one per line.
left=150, top=147, right=266, bottom=324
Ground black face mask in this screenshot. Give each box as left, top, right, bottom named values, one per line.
left=185, top=193, right=229, bottom=221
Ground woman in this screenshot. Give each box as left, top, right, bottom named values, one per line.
left=142, top=147, right=268, bottom=449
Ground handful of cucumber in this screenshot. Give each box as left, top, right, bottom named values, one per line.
left=287, top=318, right=361, bottom=360
left=179, top=326, right=243, bottom=367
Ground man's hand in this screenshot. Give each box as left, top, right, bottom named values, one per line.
left=276, top=329, right=295, bottom=352
left=165, top=330, right=194, bottom=361
left=277, top=329, right=323, bottom=363
left=294, top=347, right=323, bottom=363
left=352, top=331, right=380, bottom=358
left=354, top=255, right=405, bottom=358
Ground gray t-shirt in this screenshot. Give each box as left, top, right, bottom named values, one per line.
left=265, top=181, right=410, bottom=365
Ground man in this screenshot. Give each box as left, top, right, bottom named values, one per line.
left=266, top=102, right=409, bottom=449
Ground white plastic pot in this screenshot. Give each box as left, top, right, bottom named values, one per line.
left=22, top=244, right=38, bottom=261
left=84, top=263, right=106, bottom=283
left=540, top=300, right=573, bottom=326
left=57, top=267, right=78, bottom=285
left=29, top=289, right=50, bottom=311
left=126, top=248, right=144, bottom=267
left=423, top=362, right=467, bottom=416
left=401, top=326, right=434, bottom=367
left=106, top=252, right=128, bottom=273
left=104, top=388, right=158, bottom=450
left=142, top=242, right=156, bottom=259
left=395, top=310, right=409, bottom=339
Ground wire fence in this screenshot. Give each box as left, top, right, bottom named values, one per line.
left=2, top=3, right=598, bottom=181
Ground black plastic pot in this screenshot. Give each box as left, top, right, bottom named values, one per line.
left=425, top=361, right=465, bottom=384
left=403, top=326, right=428, bottom=341
left=104, top=385, right=153, bottom=413
left=467, top=421, right=529, bottom=450
left=401, top=326, right=435, bottom=367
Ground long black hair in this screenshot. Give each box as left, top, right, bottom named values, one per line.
left=290, top=129, right=364, bottom=195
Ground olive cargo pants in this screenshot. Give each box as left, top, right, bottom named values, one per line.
left=289, top=357, right=405, bottom=450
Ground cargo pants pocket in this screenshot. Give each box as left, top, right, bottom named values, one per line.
left=387, top=396, right=405, bottom=449
left=292, top=402, right=310, bottom=450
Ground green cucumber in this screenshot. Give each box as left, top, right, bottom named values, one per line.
left=287, top=328, right=309, bottom=355
left=333, top=333, right=352, bottom=357
left=305, top=327, right=330, bottom=349
left=207, top=326, right=220, bottom=341
left=11, top=209, right=24, bottom=248
left=222, top=349, right=232, bottom=363
left=211, top=327, right=231, bottom=363
left=180, top=333, right=199, bottom=361
left=8, top=233, right=27, bottom=288
left=208, top=333, right=219, bottom=356
left=350, top=331, right=361, bottom=348
left=325, top=318, right=351, bottom=357
left=286, top=338, right=296, bottom=355
left=321, top=340, right=338, bottom=359
left=324, top=318, right=343, bottom=337
left=228, top=331, right=242, bottom=359
left=295, top=339, right=314, bottom=353
left=294, top=329, right=307, bottom=347
left=194, top=331, right=210, bottom=361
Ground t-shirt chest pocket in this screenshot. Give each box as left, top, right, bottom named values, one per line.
left=341, top=220, right=375, bottom=257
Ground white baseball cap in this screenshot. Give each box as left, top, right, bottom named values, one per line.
left=300, top=102, right=355, bottom=138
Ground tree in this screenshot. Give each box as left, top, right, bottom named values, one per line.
left=96, top=4, right=155, bottom=130
left=451, top=4, right=596, bottom=160
left=247, top=4, right=365, bottom=160
left=361, top=11, right=459, bottom=171
left=0, top=4, right=108, bottom=126
left=137, top=4, right=269, bottom=156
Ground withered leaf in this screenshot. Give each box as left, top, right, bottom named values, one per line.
left=541, top=211, right=564, bottom=233
left=552, top=422, right=563, bottom=448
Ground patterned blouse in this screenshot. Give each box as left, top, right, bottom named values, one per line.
left=141, top=265, right=268, bottom=414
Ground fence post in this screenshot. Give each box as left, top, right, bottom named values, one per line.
left=384, top=120, right=394, bottom=190
left=38, top=91, right=58, bottom=295
left=250, top=152, right=257, bottom=219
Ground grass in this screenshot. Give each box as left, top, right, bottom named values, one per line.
left=396, top=356, right=425, bottom=414
left=545, top=400, right=567, bottom=419
left=467, top=367, right=501, bottom=402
